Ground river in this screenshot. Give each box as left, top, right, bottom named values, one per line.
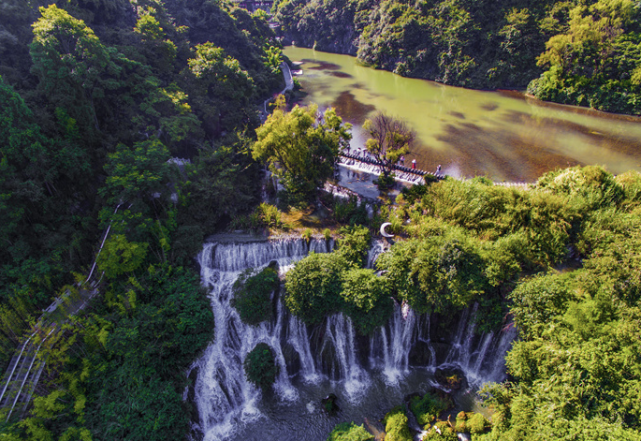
left=283, top=46, right=641, bottom=182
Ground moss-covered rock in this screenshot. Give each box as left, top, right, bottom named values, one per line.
left=409, top=392, right=448, bottom=426
left=244, top=343, right=279, bottom=389
left=326, top=421, right=373, bottom=441
left=232, top=265, right=279, bottom=325
left=383, top=406, right=412, bottom=441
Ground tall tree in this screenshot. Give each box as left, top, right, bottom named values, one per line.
left=252, top=101, right=351, bottom=204
left=363, top=112, right=415, bottom=178
left=186, top=42, right=257, bottom=138
left=30, top=5, right=121, bottom=134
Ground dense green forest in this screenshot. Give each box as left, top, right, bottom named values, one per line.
left=1, top=0, right=641, bottom=440
left=286, top=166, right=641, bottom=440
left=274, top=0, right=641, bottom=114
left=0, top=0, right=284, bottom=438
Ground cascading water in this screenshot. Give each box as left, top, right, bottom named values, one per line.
left=369, top=303, right=416, bottom=385
left=416, top=313, right=437, bottom=368
left=190, top=238, right=519, bottom=441
left=321, top=314, right=370, bottom=400
left=286, top=313, right=320, bottom=384
left=191, top=239, right=330, bottom=441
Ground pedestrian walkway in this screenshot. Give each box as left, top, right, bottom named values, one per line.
left=0, top=205, right=120, bottom=421
left=261, top=62, right=294, bottom=121
left=339, top=152, right=532, bottom=188
left=339, top=152, right=445, bottom=185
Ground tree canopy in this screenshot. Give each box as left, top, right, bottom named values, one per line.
left=252, top=102, right=351, bottom=204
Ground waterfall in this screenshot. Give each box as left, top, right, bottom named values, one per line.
left=321, top=314, right=370, bottom=401
left=466, top=331, right=494, bottom=383
left=473, top=332, right=494, bottom=373
left=192, top=239, right=329, bottom=441
left=366, top=239, right=387, bottom=269
left=286, top=313, right=320, bottom=384
left=486, top=323, right=519, bottom=382
left=445, top=303, right=478, bottom=367
left=190, top=238, right=519, bottom=441
left=417, top=314, right=437, bottom=367
left=370, top=303, right=416, bottom=385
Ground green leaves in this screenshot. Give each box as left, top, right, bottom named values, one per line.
left=341, top=268, right=393, bottom=335
left=231, top=266, right=279, bottom=325
left=326, top=422, right=374, bottom=441
left=253, top=103, right=351, bottom=203
left=376, top=235, right=488, bottom=315
left=96, top=235, right=148, bottom=279
left=530, top=0, right=641, bottom=113
left=285, top=252, right=347, bottom=325
left=101, top=139, right=174, bottom=206
left=244, top=342, right=279, bottom=388
left=285, top=228, right=392, bottom=334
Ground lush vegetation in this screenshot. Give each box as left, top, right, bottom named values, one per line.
left=0, top=0, right=284, bottom=438
left=244, top=342, right=279, bottom=388
left=284, top=226, right=394, bottom=334
left=1, top=0, right=641, bottom=439
left=409, top=392, right=448, bottom=426
left=283, top=164, right=641, bottom=440
left=232, top=265, right=280, bottom=325
left=326, top=422, right=374, bottom=441
left=382, top=166, right=641, bottom=439
left=275, top=0, right=641, bottom=114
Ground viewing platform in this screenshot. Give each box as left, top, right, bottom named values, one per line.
left=338, top=152, right=532, bottom=189
left=339, top=152, right=445, bottom=185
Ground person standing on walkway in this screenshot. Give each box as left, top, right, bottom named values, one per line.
left=411, top=159, right=416, bottom=169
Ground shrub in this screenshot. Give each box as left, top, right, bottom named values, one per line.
left=615, top=171, right=641, bottom=209
left=334, top=195, right=368, bottom=225
left=536, top=165, right=624, bottom=212
left=467, top=413, right=488, bottom=434
left=326, top=422, right=373, bottom=441
left=422, top=421, right=457, bottom=440
left=508, top=271, right=579, bottom=338
left=423, top=174, right=439, bottom=185
left=375, top=173, right=396, bottom=191
left=244, top=343, right=279, bottom=388
left=256, top=202, right=283, bottom=228
left=302, top=228, right=312, bottom=243
left=383, top=406, right=412, bottom=441
left=284, top=252, right=347, bottom=324
left=422, top=178, right=577, bottom=267
left=336, top=225, right=371, bottom=267
left=340, top=268, right=393, bottom=335
left=323, top=228, right=332, bottom=241
left=400, top=183, right=428, bottom=204
left=409, top=392, right=448, bottom=426
left=376, top=236, right=489, bottom=314
left=454, top=411, right=467, bottom=432
left=231, top=266, right=279, bottom=325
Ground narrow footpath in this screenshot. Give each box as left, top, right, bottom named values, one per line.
left=261, top=62, right=294, bottom=121
left=0, top=205, right=119, bottom=421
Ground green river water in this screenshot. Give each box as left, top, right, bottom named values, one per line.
left=283, top=46, right=641, bottom=182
